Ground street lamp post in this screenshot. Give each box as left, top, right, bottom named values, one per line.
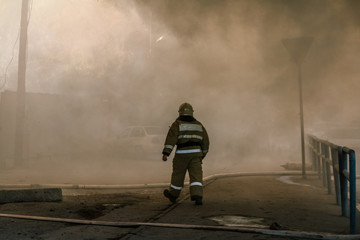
left=282, top=37, right=313, bottom=179
left=14, top=0, right=29, bottom=166
left=298, top=63, right=306, bottom=178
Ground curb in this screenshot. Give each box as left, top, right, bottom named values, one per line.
left=0, top=171, right=313, bottom=190
left=0, top=188, right=62, bottom=203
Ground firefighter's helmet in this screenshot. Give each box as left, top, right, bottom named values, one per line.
left=178, top=103, right=194, bottom=116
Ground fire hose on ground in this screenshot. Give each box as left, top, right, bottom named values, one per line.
left=0, top=212, right=359, bottom=240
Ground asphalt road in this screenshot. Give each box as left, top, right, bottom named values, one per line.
left=0, top=174, right=359, bottom=240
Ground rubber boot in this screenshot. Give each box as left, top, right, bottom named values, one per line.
left=163, top=189, right=177, bottom=203
left=191, top=195, right=203, bottom=205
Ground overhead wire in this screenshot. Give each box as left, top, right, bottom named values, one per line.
left=0, top=29, right=20, bottom=90
left=0, top=0, right=33, bottom=91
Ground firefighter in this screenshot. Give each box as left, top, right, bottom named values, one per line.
left=162, top=103, right=209, bottom=205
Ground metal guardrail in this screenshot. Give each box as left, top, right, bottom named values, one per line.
left=307, top=135, right=357, bottom=234
left=339, top=146, right=357, bottom=234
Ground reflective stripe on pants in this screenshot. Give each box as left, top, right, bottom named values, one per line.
left=190, top=182, right=203, bottom=187
left=170, top=184, right=182, bottom=190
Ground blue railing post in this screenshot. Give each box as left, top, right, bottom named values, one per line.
left=331, top=146, right=341, bottom=205
left=348, top=149, right=356, bottom=234
left=321, top=143, right=327, bottom=187
left=338, top=147, right=357, bottom=234
left=317, top=141, right=321, bottom=179
left=324, top=143, right=332, bottom=194
left=338, top=146, right=349, bottom=217
left=311, top=137, right=317, bottom=171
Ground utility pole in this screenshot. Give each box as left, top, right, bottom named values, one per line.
left=282, top=37, right=313, bottom=179
left=14, top=0, right=29, bottom=166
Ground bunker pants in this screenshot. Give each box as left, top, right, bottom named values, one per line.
left=168, top=155, right=203, bottom=199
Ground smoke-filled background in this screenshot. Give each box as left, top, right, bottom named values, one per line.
left=0, top=0, right=359, bottom=184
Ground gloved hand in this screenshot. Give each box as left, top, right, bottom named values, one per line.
left=162, top=155, right=168, bottom=161
left=201, top=155, right=205, bottom=164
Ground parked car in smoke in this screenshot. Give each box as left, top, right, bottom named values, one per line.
left=105, top=126, right=168, bottom=159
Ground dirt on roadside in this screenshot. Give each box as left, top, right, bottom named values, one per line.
left=0, top=188, right=170, bottom=239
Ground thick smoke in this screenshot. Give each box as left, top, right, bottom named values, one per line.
left=131, top=0, right=360, bottom=168
left=0, top=0, right=359, bottom=183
